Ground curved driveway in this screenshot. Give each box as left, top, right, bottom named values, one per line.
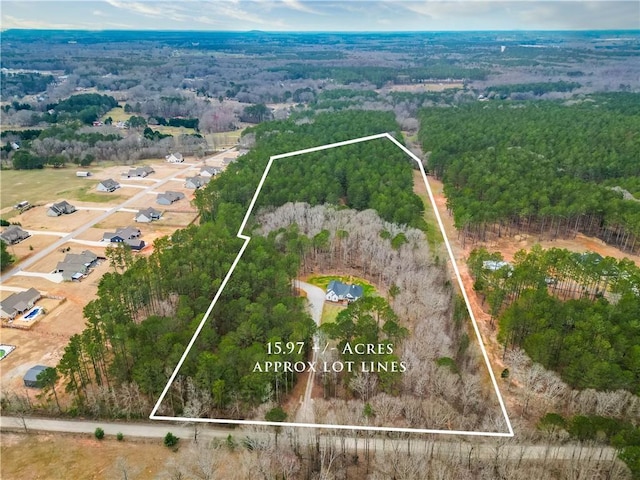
left=293, top=280, right=325, bottom=424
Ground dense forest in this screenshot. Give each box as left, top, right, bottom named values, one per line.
left=468, top=246, right=640, bottom=394
left=194, top=110, right=426, bottom=230
left=419, top=93, right=640, bottom=253
left=58, top=214, right=315, bottom=418
left=51, top=110, right=441, bottom=421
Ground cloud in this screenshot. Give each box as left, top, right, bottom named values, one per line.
left=104, top=0, right=190, bottom=22
left=2, top=14, right=82, bottom=30
left=280, top=0, right=324, bottom=15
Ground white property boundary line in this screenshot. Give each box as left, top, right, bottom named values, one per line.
left=150, top=132, right=515, bottom=438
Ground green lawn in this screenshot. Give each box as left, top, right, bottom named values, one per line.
left=100, top=103, right=130, bottom=123
left=1, top=168, right=81, bottom=209
left=320, top=302, right=344, bottom=325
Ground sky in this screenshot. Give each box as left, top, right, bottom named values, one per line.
left=1, top=1, right=638, bottom=32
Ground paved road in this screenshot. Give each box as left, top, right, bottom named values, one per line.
left=294, top=280, right=325, bottom=424
left=0, top=415, right=619, bottom=464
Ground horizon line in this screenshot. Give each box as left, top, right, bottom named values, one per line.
left=2, top=28, right=639, bottom=34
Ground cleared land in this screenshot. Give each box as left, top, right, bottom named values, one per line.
left=1, top=433, right=171, bottom=480
left=0, top=153, right=226, bottom=398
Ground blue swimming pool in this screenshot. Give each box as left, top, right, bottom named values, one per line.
left=23, top=306, right=43, bottom=320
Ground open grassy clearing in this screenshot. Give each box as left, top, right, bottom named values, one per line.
left=152, top=125, right=198, bottom=136
left=0, top=168, right=84, bottom=210
left=321, top=302, right=344, bottom=325
left=412, top=169, right=444, bottom=251
left=1, top=433, right=169, bottom=480
left=205, top=130, right=243, bottom=149
left=100, top=102, right=130, bottom=123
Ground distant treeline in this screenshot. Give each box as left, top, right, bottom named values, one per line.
left=0, top=72, right=55, bottom=100
left=419, top=93, right=640, bottom=253
left=272, top=64, right=487, bottom=87
left=486, top=81, right=581, bottom=97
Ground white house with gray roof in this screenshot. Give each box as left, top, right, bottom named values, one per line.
left=185, top=175, right=210, bottom=189
left=55, top=250, right=99, bottom=281
left=47, top=200, right=76, bottom=217
left=325, top=280, right=364, bottom=303
left=156, top=191, right=185, bottom=205
left=135, top=207, right=162, bottom=223
left=96, top=178, right=121, bottom=192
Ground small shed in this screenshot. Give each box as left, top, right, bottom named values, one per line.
left=23, top=365, right=48, bottom=388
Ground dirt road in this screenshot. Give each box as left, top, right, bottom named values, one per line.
left=0, top=415, right=619, bottom=463
left=293, top=280, right=325, bottom=424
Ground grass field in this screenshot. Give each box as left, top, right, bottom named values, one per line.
left=1, top=433, right=170, bottom=480
left=1, top=168, right=82, bottom=210
left=321, top=302, right=344, bottom=325
left=100, top=103, right=130, bottom=123
left=0, top=168, right=127, bottom=210
left=205, top=130, right=243, bottom=149
left=412, top=170, right=444, bottom=250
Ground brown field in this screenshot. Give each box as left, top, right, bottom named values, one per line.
left=93, top=210, right=139, bottom=230
left=1, top=433, right=170, bottom=480
left=3, top=235, right=61, bottom=265
left=0, top=156, right=207, bottom=399
left=10, top=205, right=106, bottom=232
left=380, top=82, right=465, bottom=93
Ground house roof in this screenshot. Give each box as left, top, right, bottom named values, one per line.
left=137, top=207, right=161, bottom=218
left=99, top=178, right=120, bottom=189
left=166, top=152, right=183, bottom=161
left=200, top=166, right=220, bottom=176
left=0, top=225, right=30, bottom=243
left=125, top=238, right=145, bottom=249
left=63, top=251, right=97, bottom=266
left=103, top=227, right=140, bottom=242
left=56, top=261, right=88, bottom=276
left=185, top=175, right=210, bottom=188
left=156, top=191, right=185, bottom=204
left=49, top=200, right=75, bottom=215
left=23, top=365, right=48, bottom=384
left=327, top=280, right=364, bottom=300
left=1, top=288, right=41, bottom=315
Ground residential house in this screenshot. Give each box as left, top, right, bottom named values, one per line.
left=156, top=191, right=185, bottom=205
left=0, top=288, right=41, bottom=320
left=55, top=250, right=99, bottom=281
left=325, top=280, right=364, bottom=303
left=96, top=178, right=121, bottom=192
left=185, top=175, right=210, bottom=189
left=0, top=225, right=30, bottom=245
left=200, top=166, right=221, bottom=177
left=165, top=152, right=184, bottom=163
left=47, top=200, right=76, bottom=217
left=122, top=165, right=155, bottom=178
left=103, top=226, right=141, bottom=243
left=125, top=239, right=145, bottom=251
left=135, top=207, right=162, bottom=223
